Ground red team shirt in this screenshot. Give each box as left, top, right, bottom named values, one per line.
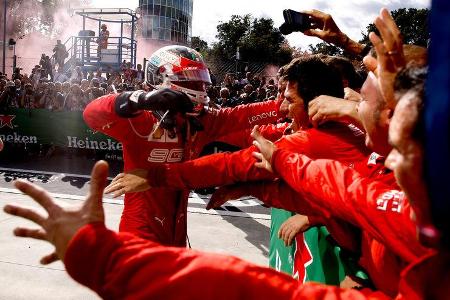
left=268, top=150, right=434, bottom=296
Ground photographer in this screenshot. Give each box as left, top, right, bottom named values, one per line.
left=64, top=84, right=86, bottom=111
left=30, top=65, right=42, bottom=87
left=0, top=81, right=20, bottom=110
left=84, top=78, right=105, bottom=102
left=53, top=40, right=68, bottom=70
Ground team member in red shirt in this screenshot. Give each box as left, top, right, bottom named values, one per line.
left=249, top=65, right=445, bottom=299
left=84, top=45, right=281, bottom=245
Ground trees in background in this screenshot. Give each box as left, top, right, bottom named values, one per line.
left=359, top=8, right=429, bottom=47
left=192, top=14, right=293, bottom=68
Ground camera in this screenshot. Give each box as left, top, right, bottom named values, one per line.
left=279, top=9, right=312, bottom=35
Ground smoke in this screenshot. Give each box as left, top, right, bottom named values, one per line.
left=13, top=5, right=87, bottom=75
left=2, top=0, right=136, bottom=75
left=1, top=1, right=90, bottom=75
left=2, top=0, right=162, bottom=75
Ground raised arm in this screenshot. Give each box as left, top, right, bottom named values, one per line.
left=301, top=9, right=369, bottom=56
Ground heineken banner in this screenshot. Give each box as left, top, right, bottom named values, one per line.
left=0, top=109, right=122, bottom=151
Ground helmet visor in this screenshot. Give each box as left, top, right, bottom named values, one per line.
left=171, top=68, right=212, bottom=84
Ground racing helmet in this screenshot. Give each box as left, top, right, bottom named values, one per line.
left=146, top=45, right=212, bottom=105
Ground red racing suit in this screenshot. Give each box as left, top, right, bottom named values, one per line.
left=64, top=222, right=392, bottom=300
left=83, top=94, right=280, bottom=245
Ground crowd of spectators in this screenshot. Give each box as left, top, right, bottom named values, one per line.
left=1, top=56, right=286, bottom=112
left=0, top=60, right=149, bottom=112
left=208, top=71, right=280, bottom=108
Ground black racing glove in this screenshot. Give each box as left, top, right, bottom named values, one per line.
left=115, top=88, right=194, bottom=118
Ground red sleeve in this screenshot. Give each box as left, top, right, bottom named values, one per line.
left=215, top=122, right=288, bottom=149
left=148, top=146, right=275, bottom=189
left=147, top=132, right=309, bottom=189
left=83, top=94, right=156, bottom=142
left=64, top=223, right=297, bottom=299
left=202, top=99, right=281, bottom=139
left=64, top=223, right=389, bottom=300
left=223, top=180, right=361, bottom=252
left=271, top=149, right=428, bottom=262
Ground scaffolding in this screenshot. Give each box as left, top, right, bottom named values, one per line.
left=63, top=8, right=138, bottom=73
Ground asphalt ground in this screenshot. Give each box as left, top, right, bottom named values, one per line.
left=0, top=153, right=271, bottom=299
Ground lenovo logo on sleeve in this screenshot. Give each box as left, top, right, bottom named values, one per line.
left=248, top=111, right=277, bottom=124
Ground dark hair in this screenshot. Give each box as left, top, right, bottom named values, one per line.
left=323, top=56, right=362, bottom=89
left=394, top=65, right=427, bottom=144
left=284, top=55, right=344, bottom=110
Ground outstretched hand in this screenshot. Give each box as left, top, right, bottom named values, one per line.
left=104, top=169, right=150, bottom=198
left=363, top=8, right=405, bottom=109
left=3, top=160, right=109, bottom=264
left=251, top=125, right=276, bottom=173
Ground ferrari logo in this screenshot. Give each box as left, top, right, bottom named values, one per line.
left=294, top=232, right=313, bottom=283
left=0, top=115, right=16, bottom=129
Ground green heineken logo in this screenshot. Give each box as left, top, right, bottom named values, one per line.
left=0, top=115, right=16, bottom=129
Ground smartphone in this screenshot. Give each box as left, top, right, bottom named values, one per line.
left=279, top=9, right=312, bottom=35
